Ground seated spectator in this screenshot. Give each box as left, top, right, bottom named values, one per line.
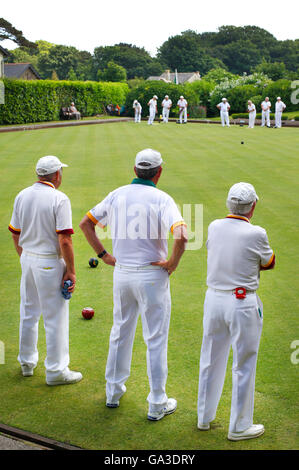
left=70, top=102, right=81, bottom=120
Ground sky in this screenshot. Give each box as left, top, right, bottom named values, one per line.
left=1, top=0, right=299, bottom=57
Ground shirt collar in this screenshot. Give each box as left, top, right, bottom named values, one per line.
left=131, top=178, right=156, bottom=188
left=226, top=214, right=250, bottom=223
left=36, top=181, right=55, bottom=189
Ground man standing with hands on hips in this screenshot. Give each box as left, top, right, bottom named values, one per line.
left=217, top=98, right=230, bottom=127
left=274, top=97, right=286, bottom=128
left=79, top=148, right=188, bottom=420
left=197, top=182, right=275, bottom=441
left=9, top=156, right=82, bottom=386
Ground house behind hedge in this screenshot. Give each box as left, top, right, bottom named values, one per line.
left=0, top=45, right=9, bottom=78
left=4, top=63, right=41, bottom=80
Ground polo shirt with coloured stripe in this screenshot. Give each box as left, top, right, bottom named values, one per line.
left=87, top=178, right=186, bottom=267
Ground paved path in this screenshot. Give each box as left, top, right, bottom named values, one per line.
left=0, top=433, right=47, bottom=450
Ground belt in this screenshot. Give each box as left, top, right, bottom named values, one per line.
left=115, top=263, right=161, bottom=271
left=208, top=287, right=256, bottom=295
left=23, top=250, right=62, bottom=259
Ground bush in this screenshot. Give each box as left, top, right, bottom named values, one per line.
left=231, top=113, right=289, bottom=120
left=184, top=79, right=215, bottom=116
left=209, top=73, right=272, bottom=115
left=0, top=79, right=129, bottom=125
left=124, top=80, right=199, bottom=118
left=294, top=116, right=299, bottom=121
left=262, top=79, right=299, bottom=112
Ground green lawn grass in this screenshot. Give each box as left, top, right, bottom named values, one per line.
left=0, top=121, right=298, bottom=450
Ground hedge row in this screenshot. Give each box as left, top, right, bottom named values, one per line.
left=231, top=113, right=290, bottom=120
left=124, top=81, right=201, bottom=118
left=0, top=79, right=129, bottom=125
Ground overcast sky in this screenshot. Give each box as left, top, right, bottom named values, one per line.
left=1, top=0, right=298, bottom=56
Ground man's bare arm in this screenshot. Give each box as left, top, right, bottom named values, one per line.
left=58, top=233, right=76, bottom=292
left=11, top=233, right=22, bottom=257
left=152, top=224, right=188, bottom=275
left=79, top=215, right=116, bottom=266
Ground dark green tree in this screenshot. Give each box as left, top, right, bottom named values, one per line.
left=0, top=17, right=37, bottom=48
left=253, top=60, right=287, bottom=81
left=93, top=43, right=163, bottom=79
left=157, top=30, right=227, bottom=74
left=37, top=45, right=93, bottom=80
left=97, top=61, right=127, bottom=82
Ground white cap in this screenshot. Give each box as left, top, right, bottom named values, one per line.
left=222, top=97, right=227, bottom=101
left=135, top=149, right=163, bottom=169
left=36, top=155, right=68, bottom=176
left=277, top=96, right=281, bottom=100
left=180, top=95, right=184, bottom=99
left=153, top=95, right=158, bottom=99
left=165, top=95, right=169, bottom=98
left=227, top=182, right=259, bottom=205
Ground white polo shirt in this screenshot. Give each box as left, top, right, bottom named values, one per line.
left=177, top=99, right=187, bottom=108
left=248, top=104, right=256, bottom=113
left=275, top=101, right=286, bottom=112
left=9, top=181, right=73, bottom=255
left=148, top=99, right=157, bottom=110
left=217, top=102, right=230, bottom=112
left=162, top=99, right=172, bottom=108
left=206, top=215, right=274, bottom=291
left=87, top=179, right=185, bottom=267
left=261, top=101, right=271, bottom=111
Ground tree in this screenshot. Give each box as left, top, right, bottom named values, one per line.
left=51, top=70, right=59, bottom=80
left=253, top=60, right=287, bottom=81
left=214, top=40, right=262, bottom=74
left=37, top=45, right=93, bottom=80
left=157, top=31, right=226, bottom=74
left=93, top=43, right=163, bottom=79
left=67, top=67, right=77, bottom=81
left=0, top=18, right=36, bottom=48
left=203, top=67, right=238, bottom=84
left=97, top=61, right=127, bottom=82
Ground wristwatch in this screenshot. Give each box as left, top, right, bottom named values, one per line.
left=98, top=250, right=107, bottom=258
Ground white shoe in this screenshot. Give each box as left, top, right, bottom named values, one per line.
left=197, top=422, right=210, bottom=430
left=147, top=398, right=177, bottom=421
left=228, top=424, right=264, bottom=441
left=21, top=365, right=34, bottom=377
left=46, top=369, right=83, bottom=386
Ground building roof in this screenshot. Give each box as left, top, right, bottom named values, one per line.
left=147, top=71, right=201, bottom=84
left=4, top=63, right=41, bottom=79
left=0, top=45, right=9, bottom=57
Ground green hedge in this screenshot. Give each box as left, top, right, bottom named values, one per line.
left=0, top=79, right=129, bottom=125
left=231, top=113, right=289, bottom=120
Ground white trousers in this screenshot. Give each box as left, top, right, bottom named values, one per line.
left=179, top=108, right=187, bottom=123
left=105, top=265, right=171, bottom=412
left=162, top=107, right=170, bottom=123
left=197, top=288, right=263, bottom=432
left=275, top=111, right=282, bottom=128
left=261, top=110, right=270, bottom=127
left=18, top=252, right=69, bottom=380
left=248, top=111, right=256, bottom=128
left=220, top=111, right=230, bottom=127
left=134, top=110, right=141, bottom=123
left=148, top=108, right=156, bottom=125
